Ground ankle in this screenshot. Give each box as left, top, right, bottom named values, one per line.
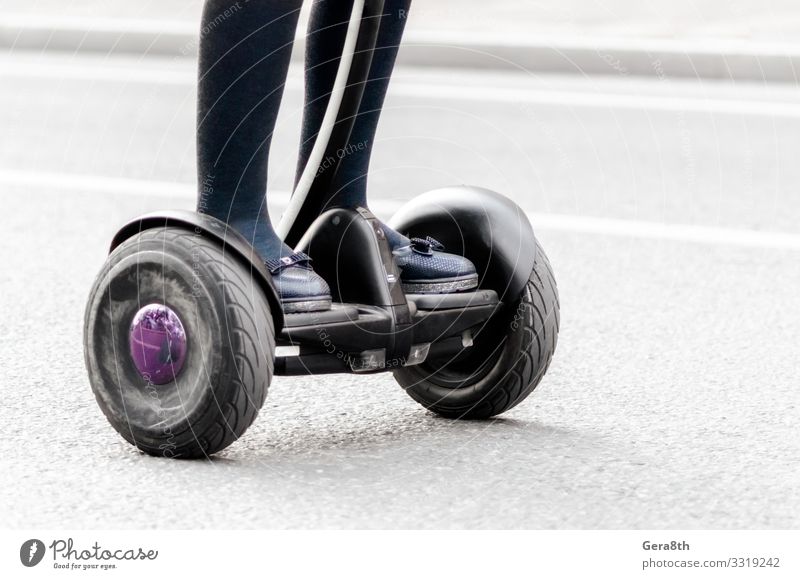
left=377, top=220, right=410, bottom=250
left=225, top=215, right=292, bottom=263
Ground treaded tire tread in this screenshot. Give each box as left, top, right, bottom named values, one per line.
left=395, top=237, right=559, bottom=419
left=84, top=227, right=274, bottom=458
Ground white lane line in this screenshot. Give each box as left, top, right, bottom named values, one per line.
left=391, top=76, right=800, bottom=117
left=392, top=82, right=800, bottom=119
left=527, top=212, right=800, bottom=250
left=3, top=59, right=800, bottom=118
left=6, top=14, right=800, bottom=59
left=0, top=59, right=196, bottom=85
left=3, top=168, right=800, bottom=251
left=0, top=15, right=197, bottom=35
left=0, top=168, right=193, bottom=197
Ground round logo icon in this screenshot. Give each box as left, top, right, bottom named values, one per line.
left=20, top=539, right=45, bottom=567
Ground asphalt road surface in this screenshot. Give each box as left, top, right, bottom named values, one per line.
left=1, top=52, right=798, bottom=529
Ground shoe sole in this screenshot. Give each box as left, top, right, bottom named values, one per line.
left=280, top=274, right=477, bottom=311
left=401, top=274, right=479, bottom=294
left=282, top=297, right=333, bottom=314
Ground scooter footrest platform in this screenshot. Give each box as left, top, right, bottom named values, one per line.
left=406, top=289, right=499, bottom=311
left=283, top=303, right=360, bottom=328
left=277, top=304, right=393, bottom=352
left=274, top=291, right=502, bottom=376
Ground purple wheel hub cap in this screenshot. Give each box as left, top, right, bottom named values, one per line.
left=129, top=304, right=188, bottom=385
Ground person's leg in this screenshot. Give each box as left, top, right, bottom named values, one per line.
left=197, top=0, right=301, bottom=261
left=297, top=0, right=411, bottom=215
left=297, top=0, right=477, bottom=294
left=331, top=0, right=411, bottom=214
left=197, top=0, right=332, bottom=312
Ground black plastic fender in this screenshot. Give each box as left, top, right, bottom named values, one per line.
left=389, top=186, right=537, bottom=302
left=109, top=210, right=284, bottom=332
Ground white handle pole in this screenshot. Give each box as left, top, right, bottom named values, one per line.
left=277, top=0, right=366, bottom=239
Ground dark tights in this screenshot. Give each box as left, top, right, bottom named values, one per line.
left=197, top=0, right=411, bottom=260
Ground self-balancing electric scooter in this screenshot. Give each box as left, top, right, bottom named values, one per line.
left=83, top=0, right=560, bottom=458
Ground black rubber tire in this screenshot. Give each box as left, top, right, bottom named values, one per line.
left=394, top=237, right=559, bottom=419
left=84, top=227, right=274, bottom=458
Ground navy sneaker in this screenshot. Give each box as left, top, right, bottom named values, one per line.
left=265, top=252, right=332, bottom=313
left=392, top=236, right=478, bottom=294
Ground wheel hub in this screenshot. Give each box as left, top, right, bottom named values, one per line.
left=129, top=304, right=187, bottom=385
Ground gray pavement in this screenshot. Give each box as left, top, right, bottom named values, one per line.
left=3, top=53, right=800, bottom=232
left=3, top=0, right=800, bottom=41
left=1, top=53, right=799, bottom=529
left=6, top=1, right=800, bottom=82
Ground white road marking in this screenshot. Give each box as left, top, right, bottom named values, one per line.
left=526, top=212, right=800, bottom=250
left=3, top=168, right=800, bottom=251
left=0, top=168, right=193, bottom=197
left=1, top=14, right=197, bottom=35
left=3, top=58, right=800, bottom=118
left=0, top=59, right=196, bottom=86
left=392, top=82, right=800, bottom=119
left=5, top=13, right=800, bottom=59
